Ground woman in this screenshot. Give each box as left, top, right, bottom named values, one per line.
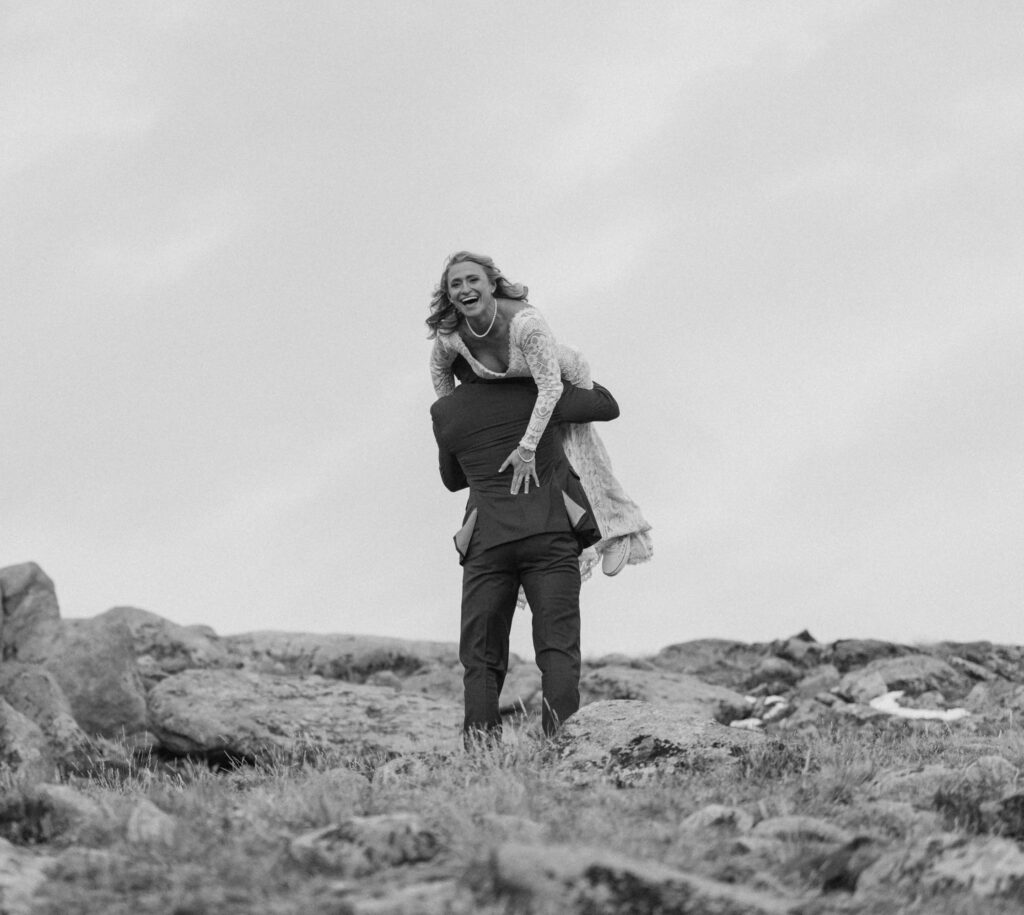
left=427, top=251, right=651, bottom=578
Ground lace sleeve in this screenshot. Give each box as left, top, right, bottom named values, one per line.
left=556, top=343, right=593, bottom=389
left=429, top=335, right=456, bottom=397
left=514, top=310, right=564, bottom=451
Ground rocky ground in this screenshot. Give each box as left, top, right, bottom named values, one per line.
left=2, top=560, right=1024, bottom=913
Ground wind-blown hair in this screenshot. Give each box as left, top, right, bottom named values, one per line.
left=425, top=251, right=529, bottom=338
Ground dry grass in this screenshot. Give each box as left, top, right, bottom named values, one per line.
left=5, top=716, right=1024, bottom=914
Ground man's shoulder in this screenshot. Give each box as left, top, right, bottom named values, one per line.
left=430, top=395, right=448, bottom=420
left=431, top=384, right=469, bottom=411
left=431, top=387, right=476, bottom=430
left=432, top=379, right=538, bottom=419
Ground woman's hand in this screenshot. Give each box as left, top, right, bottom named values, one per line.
left=499, top=447, right=539, bottom=495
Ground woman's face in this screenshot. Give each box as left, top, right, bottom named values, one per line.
left=446, top=261, right=496, bottom=321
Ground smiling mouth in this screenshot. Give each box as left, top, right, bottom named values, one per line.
left=460, top=295, right=479, bottom=305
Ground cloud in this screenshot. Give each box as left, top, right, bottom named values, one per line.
left=529, top=2, right=876, bottom=193
left=0, top=87, right=156, bottom=179
left=522, top=216, right=654, bottom=315
left=767, top=80, right=1024, bottom=211
left=768, top=150, right=958, bottom=207
left=0, top=5, right=166, bottom=179
left=74, top=222, right=231, bottom=293
left=5, top=1, right=1022, bottom=655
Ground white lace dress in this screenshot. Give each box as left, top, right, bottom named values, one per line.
left=430, top=306, right=652, bottom=579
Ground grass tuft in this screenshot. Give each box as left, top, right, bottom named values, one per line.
left=4, top=714, right=1022, bottom=913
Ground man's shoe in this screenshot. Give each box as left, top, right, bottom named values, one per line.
left=601, top=537, right=630, bottom=577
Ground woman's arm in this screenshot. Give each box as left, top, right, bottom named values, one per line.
left=515, top=310, right=564, bottom=451
left=429, top=335, right=457, bottom=397
left=497, top=309, right=565, bottom=495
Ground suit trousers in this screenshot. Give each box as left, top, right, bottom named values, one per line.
left=459, top=531, right=582, bottom=737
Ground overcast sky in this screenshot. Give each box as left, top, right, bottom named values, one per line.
left=3, top=1, right=1022, bottom=659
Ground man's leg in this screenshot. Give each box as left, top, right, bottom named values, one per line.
left=460, top=540, right=519, bottom=738
left=518, top=533, right=582, bottom=736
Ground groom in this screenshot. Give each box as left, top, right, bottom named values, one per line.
left=431, top=362, right=620, bottom=738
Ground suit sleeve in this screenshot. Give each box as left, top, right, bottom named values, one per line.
left=431, top=409, right=468, bottom=492
left=550, top=382, right=620, bottom=424
left=437, top=446, right=467, bottom=492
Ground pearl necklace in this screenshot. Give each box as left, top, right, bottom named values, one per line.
left=463, top=297, right=498, bottom=338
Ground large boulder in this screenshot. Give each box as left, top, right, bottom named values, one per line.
left=869, top=764, right=964, bottom=806
left=222, top=631, right=459, bottom=681
left=41, top=616, right=148, bottom=737
left=0, top=663, right=89, bottom=760
left=680, top=804, right=755, bottom=834
left=857, top=833, right=1024, bottom=904
left=553, top=700, right=765, bottom=785
left=770, top=631, right=827, bottom=666
left=793, top=664, right=842, bottom=698
left=404, top=653, right=539, bottom=713
left=964, top=680, right=1024, bottom=720
left=288, top=813, right=439, bottom=877
left=4, top=785, right=176, bottom=848
left=0, top=565, right=147, bottom=738
left=930, top=641, right=1024, bottom=683
left=651, top=639, right=767, bottom=689
left=745, top=656, right=803, bottom=691
left=859, top=655, right=971, bottom=701
left=12, top=784, right=115, bottom=845
left=0, top=563, right=62, bottom=662
left=829, top=639, right=914, bottom=673
left=498, top=660, right=542, bottom=714
left=147, top=668, right=461, bottom=760
left=923, top=836, right=1024, bottom=900
left=98, top=606, right=235, bottom=687
left=837, top=669, right=890, bottom=705
left=579, top=665, right=749, bottom=722
left=402, top=662, right=463, bottom=702
left=474, top=841, right=797, bottom=914
left=0, top=837, right=53, bottom=915
left=0, top=699, right=58, bottom=784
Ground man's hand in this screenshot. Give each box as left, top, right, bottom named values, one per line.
left=499, top=447, right=539, bottom=495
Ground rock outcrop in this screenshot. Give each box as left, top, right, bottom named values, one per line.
left=472, top=841, right=799, bottom=914
left=99, top=605, right=236, bottom=687
left=147, top=668, right=462, bottom=760
left=6, top=558, right=1024, bottom=913
left=223, top=630, right=459, bottom=680
left=38, top=614, right=148, bottom=738
left=0, top=837, right=52, bottom=915
left=0, top=700, right=57, bottom=783
left=579, top=663, right=749, bottom=721
left=10, top=559, right=1022, bottom=776
left=289, top=813, right=439, bottom=877
left=0, top=563, right=62, bottom=662
left=554, top=699, right=765, bottom=785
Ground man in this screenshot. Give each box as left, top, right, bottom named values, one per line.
left=431, top=367, right=620, bottom=738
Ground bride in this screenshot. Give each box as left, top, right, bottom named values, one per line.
left=427, top=250, right=652, bottom=579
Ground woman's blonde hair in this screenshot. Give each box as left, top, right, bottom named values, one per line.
left=425, top=251, right=528, bottom=338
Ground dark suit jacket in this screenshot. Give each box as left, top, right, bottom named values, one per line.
left=430, top=379, right=620, bottom=561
